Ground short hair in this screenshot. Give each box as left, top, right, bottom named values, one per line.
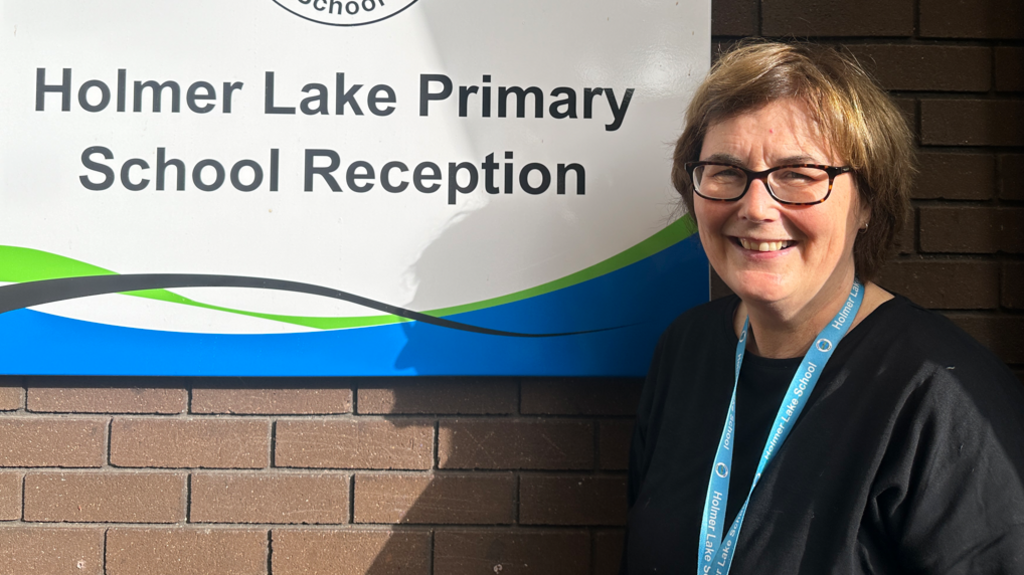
left=671, top=40, right=915, bottom=281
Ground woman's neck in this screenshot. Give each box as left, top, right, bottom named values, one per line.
left=733, top=280, right=892, bottom=359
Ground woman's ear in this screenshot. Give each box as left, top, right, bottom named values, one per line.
left=859, top=204, right=871, bottom=231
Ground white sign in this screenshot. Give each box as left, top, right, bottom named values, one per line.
left=0, top=0, right=710, bottom=376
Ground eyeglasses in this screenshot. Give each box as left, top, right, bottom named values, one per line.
left=684, top=161, right=853, bottom=206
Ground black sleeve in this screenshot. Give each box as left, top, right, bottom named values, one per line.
left=621, top=324, right=673, bottom=575
left=627, top=338, right=661, bottom=508
left=870, top=364, right=1024, bottom=574
left=620, top=415, right=644, bottom=575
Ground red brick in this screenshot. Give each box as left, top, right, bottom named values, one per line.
left=898, top=207, right=916, bottom=255
left=595, top=530, right=627, bottom=575
left=434, top=529, right=591, bottom=574
left=950, top=314, right=1024, bottom=364
left=110, top=418, right=269, bottom=469
left=1000, top=154, right=1024, bottom=201
left=438, top=420, right=594, bottom=470
left=763, top=0, right=914, bottom=37
left=357, top=378, right=517, bottom=415
left=272, top=529, right=430, bottom=575
left=521, top=379, right=642, bottom=416
left=0, top=472, right=21, bottom=521
left=0, top=385, right=22, bottom=411
left=846, top=45, right=991, bottom=92
left=921, top=0, right=1024, bottom=39
left=0, top=528, right=104, bottom=575
left=920, top=208, right=1024, bottom=254
left=912, top=153, right=995, bottom=200
left=354, top=473, right=515, bottom=524
left=877, top=260, right=1000, bottom=309
left=275, top=419, right=433, bottom=470
left=27, top=387, right=186, bottom=414
left=0, top=418, right=106, bottom=468
left=599, top=421, right=634, bottom=471
left=712, top=0, right=758, bottom=37
left=519, top=475, right=627, bottom=526
left=106, top=528, right=267, bottom=575
left=921, top=100, right=1024, bottom=146
left=192, top=387, right=351, bottom=415
left=1003, top=263, right=1024, bottom=309
left=892, top=98, right=918, bottom=141
left=995, top=48, right=1024, bottom=92
left=24, top=472, right=185, bottom=523
left=191, top=472, right=348, bottom=524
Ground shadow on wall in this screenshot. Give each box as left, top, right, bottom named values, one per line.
left=392, top=197, right=596, bottom=374
left=361, top=193, right=632, bottom=572
left=362, top=2, right=645, bottom=570
left=354, top=376, right=633, bottom=575
left=356, top=197, right=627, bottom=573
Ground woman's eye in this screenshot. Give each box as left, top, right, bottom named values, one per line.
left=778, top=169, right=813, bottom=181
left=708, top=167, right=743, bottom=180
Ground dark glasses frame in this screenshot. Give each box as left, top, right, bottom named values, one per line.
left=684, top=161, right=853, bottom=206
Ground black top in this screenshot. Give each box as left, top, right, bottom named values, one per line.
left=623, top=295, right=1024, bottom=574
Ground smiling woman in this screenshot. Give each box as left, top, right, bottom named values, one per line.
left=621, top=41, right=1024, bottom=575
left=693, top=99, right=873, bottom=359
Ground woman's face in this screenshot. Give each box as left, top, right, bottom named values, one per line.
left=694, top=98, right=868, bottom=313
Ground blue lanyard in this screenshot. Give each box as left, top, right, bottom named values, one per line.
left=697, top=279, right=864, bottom=575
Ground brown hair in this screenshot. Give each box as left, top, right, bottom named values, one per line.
left=672, top=40, right=915, bottom=281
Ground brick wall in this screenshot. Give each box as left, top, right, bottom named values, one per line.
left=1, top=1, right=1022, bottom=573
left=0, top=379, right=639, bottom=574
left=712, top=0, right=1024, bottom=381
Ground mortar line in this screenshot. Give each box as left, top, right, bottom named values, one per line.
left=433, top=420, right=440, bottom=470
left=20, top=472, right=26, bottom=522
left=269, top=420, right=277, bottom=469
left=590, top=529, right=598, bottom=575
left=105, top=417, right=113, bottom=469
left=103, top=527, right=109, bottom=575
left=267, top=529, right=274, bottom=575
left=429, top=528, right=436, bottom=575
left=348, top=473, right=355, bottom=525
left=185, top=472, right=192, bottom=524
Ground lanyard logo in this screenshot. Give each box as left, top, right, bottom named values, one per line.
left=815, top=338, right=833, bottom=352
left=715, top=463, right=729, bottom=478
left=271, top=0, right=420, bottom=26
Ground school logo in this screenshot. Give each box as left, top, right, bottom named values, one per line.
left=715, top=463, right=729, bottom=478
left=272, top=0, right=419, bottom=26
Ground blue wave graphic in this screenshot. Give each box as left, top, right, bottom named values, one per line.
left=0, top=235, right=708, bottom=376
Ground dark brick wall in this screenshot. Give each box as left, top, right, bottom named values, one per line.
left=1, top=1, right=1022, bottom=573
left=711, top=0, right=1024, bottom=383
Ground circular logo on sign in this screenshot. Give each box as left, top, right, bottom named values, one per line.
left=816, top=338, right=833, bottom=352
left=272, top=0, right=420, bottom=26
left=715, top=463, right=729, bottom=478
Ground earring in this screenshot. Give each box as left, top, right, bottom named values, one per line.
left=859, top=222, right=869, bottom=232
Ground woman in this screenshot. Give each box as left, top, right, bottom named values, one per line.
left=622, top=42, right=1024, bottom=574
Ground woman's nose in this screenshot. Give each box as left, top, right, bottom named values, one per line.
left=737, top=177, right=779, bottom=222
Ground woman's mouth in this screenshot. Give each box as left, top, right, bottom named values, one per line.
left=736, top=238, right=794, bottom=252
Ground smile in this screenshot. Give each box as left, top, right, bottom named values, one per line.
left=737, top=238, right=794, bottom=252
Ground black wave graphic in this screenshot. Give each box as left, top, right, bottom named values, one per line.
left=0, top=274, right=620, bottom=338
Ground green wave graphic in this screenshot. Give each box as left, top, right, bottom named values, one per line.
left=0, top=214, right=696, bottom=330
